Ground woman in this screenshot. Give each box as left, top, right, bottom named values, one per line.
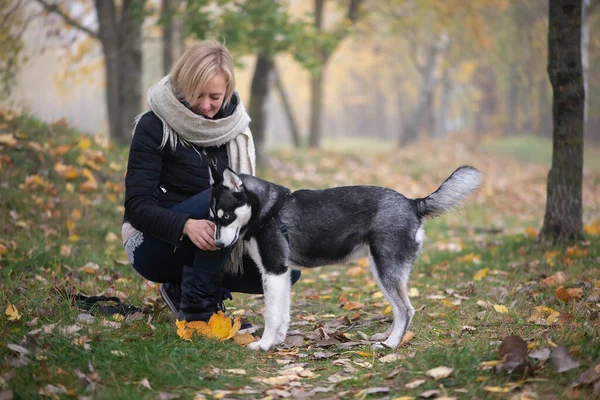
left=121, top=41, right=299, bottom=324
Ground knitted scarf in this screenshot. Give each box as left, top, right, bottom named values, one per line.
left=129, top=75, right=256, bottom=276
left=144, top=75, right=255, bottom=176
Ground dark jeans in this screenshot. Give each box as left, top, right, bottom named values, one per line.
left=129, top=189, right=300, bottom=294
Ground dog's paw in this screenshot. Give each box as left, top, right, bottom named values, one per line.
left=247, top=340, right=272, bottom=351
left=370, top=333, right=388, bottom=342
left=381, top=339, right=398, bottom=349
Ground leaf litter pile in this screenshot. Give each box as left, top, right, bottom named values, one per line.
left=1, top=109, right=600, bottom=399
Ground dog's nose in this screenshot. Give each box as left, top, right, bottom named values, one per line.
left=215, top=240, right=225, bottom=249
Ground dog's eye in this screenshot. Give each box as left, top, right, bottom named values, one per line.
left=223, top=214, right=230, bottom=221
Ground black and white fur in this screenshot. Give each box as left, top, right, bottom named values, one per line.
left=209, top=166, right=482, bottom=351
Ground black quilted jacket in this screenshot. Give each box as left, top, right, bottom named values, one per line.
left=123, top=111, right=229, bottom=245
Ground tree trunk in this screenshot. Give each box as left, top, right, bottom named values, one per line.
left=118, top=0, right=143, bottom=145
left=172, top=0, right=186, bottom=60
left=248, top=53, right=275, bottom=164
left=435, top=68, right=452, bottom=138
left=539, top=0, right=585, bottom=243
left=422, top=91, right=435, bottom=137
left=307, top=0, right=362, bottom=148
left=162, top=0, right=174, bottom=75
left=308, top=69, right=324, bottom=147
left=39, top=0, right=144, bottom=144
left=273, top=64, right=301, bottom=147
left=504, top=65, right=519, bottom=136
left=95, top=1, right=121, bottom=144
left=400, top=34, right=448, bottom=147
left=582, top=0, right=590, bottom=136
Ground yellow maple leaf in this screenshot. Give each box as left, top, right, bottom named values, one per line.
left=232, top=330, right=256, bottom=346
left=473, top=267, right=489, bottom=281
left=180, top=312, right=242, bottom=341
left=78, top=137, right=92, bottom=150
left=493, top=304, right=508, bottom=314
left=176, top=319, right=193, bottom=341
left=209, top=311, right=241, bottom=340
left=5, top=304, right=21, bottom=321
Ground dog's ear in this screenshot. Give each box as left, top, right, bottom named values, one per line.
left=209, top=165, right=222, bottom=186
left=222, top=167, right=243, bottom=192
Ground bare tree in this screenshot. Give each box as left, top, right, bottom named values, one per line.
left=400, top=33, right=449, bottom=147
left=539, top=0, right=585, bottom=243
left=34, top=0, right=146, bottom=144
left=308, top=0, right=363, bottom=148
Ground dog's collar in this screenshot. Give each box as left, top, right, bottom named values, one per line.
left=243, top=190, right=291, bottom=241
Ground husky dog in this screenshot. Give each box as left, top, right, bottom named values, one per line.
left=209, top=166, right=482, bottom=351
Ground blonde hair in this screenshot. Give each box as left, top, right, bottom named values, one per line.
left=170, top=41, right=235, bottom=107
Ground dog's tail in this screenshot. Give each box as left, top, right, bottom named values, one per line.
left=413, top=166, right=482, bottom=220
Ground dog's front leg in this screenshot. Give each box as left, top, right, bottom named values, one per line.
left=248, top=271, right=291, bottom=351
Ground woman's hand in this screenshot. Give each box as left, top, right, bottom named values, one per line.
left=183, top=219, right=217, bottom=251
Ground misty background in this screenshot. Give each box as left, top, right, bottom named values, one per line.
left=3, top=0, right=598, bottom=155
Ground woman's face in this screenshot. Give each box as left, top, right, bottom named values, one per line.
left=189, top=72, right=227, bottom=118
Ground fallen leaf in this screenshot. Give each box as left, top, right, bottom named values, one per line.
left=405, top=379, right=427, bottom=389
left=555, top=286, right=582, bottom=302
left=60, top=245, right=72, bottom=257
left=5, top=304, right=21, bottom=321
left=379, top=353, right=403, bottom=363
left=400, top=330, right=415, bottom=346
left=313, top=351, right=335, bottom=360
left=137, top=377, right=152, bottom=390
left=474, top=267, right=489, bottom=281
left=494, top=304, right=509, bottom=314
left=571, top=364, right=600, bottom=388
left=425, top=366, right=453, bottom=380
left=224, top=369, right=246, bottom=375
left=79, top=262, right=99, bottom=274
left=496, top=335, right=531, bottom=377
left=176, top=319, right=193, bottom=341
left=418, top=389, right=440, bottom=398
left=551, top=345, right=580, bottom=373
left=529, top=348, right=551, bottom=362
left=484, top=386, right=512, bottom=393
left=542, top=272, right=568, bottom=287
left=232, top=330, right=256, bottom=346
left=283, top=335, right=305, bottom=348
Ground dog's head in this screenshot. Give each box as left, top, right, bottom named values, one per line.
left=209, top=166, right=252, bottom=248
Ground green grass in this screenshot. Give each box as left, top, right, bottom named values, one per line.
left=1, top=111, right=599, bottom=399
left=480, top=134, right=600, bottom=172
